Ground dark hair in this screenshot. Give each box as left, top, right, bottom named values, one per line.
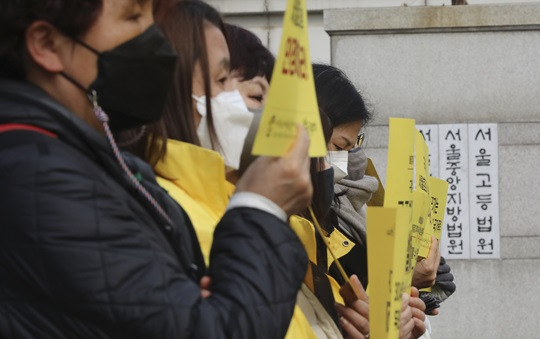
left=225, top=23, right=275, bottom=82
left=313, top=63, right=372, bottom=127
left=125, top=0, right=227, bottom=165
left=0, top=0, right=103, bottom=79
left=0, top=0, right=175, bottom=80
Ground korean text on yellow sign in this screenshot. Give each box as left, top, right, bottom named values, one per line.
left=412, top=130, right=432, bottom=263
left=367, top=118, right=416, bottom=339
left=251, top=0, right=326, bottom=157
left=418, top=177, right=449, bottom=257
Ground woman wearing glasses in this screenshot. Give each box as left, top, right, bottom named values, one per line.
left=314, top=63, right=453, bottom=301
left=314, top=64, right=460, bottom=339
left=313, top=63, right=377, bottom=289
left=283, top=64, right=427, bottom=338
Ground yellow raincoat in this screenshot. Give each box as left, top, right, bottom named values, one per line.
left=154, top=139, right=234, bottom=266
left=154, top=139, right=353, bottom=338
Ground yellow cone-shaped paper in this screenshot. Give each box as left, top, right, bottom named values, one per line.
left=251, top=0, right=326, bottom=157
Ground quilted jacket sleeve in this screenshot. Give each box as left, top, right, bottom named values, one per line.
left=0, top=133, right=307, bottom=338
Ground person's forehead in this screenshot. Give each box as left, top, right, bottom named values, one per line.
left=335, top=121, right=362, bottom=134
left=205, top=25, right=228, bottom=50
left=124, top=0, right=150, bottom=6
left=108, top=0, right=148, bottom=11
left=205, top=25, right=230, bottom=66
left=250, top=76, right=269, bottom=88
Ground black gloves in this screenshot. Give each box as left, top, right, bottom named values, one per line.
left=419, top=256, right=456, bottom=314
left=435, top=256, right=456, bottom=297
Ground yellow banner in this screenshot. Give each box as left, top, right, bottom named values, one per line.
left=251, top=0, right=326, bottom=157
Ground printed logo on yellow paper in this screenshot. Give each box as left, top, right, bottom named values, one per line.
left=251, top=0, right=326, bottom=157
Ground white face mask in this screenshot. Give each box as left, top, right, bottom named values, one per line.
left=193, top=90, right=253, bottom=170
left=326, top=150, right=349, bottom=183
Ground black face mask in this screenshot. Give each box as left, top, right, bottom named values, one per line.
left=62, top=25, right=177, bottom=131
left=315, top=167, right=335, bottom=219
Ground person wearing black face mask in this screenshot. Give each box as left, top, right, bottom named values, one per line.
left=282, top=113, right=372, bottom=339
left=0, top=1, right=313, bottom=338
left=314, top=166, right=336, bottom=221
left=314, top=63, right=430, bottom=338
left=59, top=24, right=177, bottom=132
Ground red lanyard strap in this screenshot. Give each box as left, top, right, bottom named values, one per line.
left=0, top=123, right=57, bottom=138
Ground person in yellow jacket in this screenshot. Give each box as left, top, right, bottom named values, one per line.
left=122, top=2, right=372, bottom=338
left=125, top=2, right=428, bottom=338
left=152, top=137, right=353, bottom=338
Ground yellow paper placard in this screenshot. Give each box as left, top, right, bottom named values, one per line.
left=407, top=190, right=430, bottom=286
left=375, top=118, right=416, bottom=337
left=367, top=206, right=397, bottom=339
left=415, top=130, right=430, bottom=196
left=366, top=158, right=385, bottom=207
left=409, top=130, right=431, bottom=274
left=389, top=207, right=413, bottom=338
left=384, top=118, right=416, bottom=209
left=429, top=177, right=449, bottom=240
left=414, top=194, right=432, bottom=261
left=418, top=177, right=449, bottom=258
left=251, top=0, right=326, bottom=157
left=367, top=206, right=411, bottom=339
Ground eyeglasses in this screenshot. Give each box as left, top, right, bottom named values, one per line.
left=355, top=133, right=365, bottom=149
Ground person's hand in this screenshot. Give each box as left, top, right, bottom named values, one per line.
left=436, top=256, right=456, bottom=296
left=399, top=293, right=414, bottom=339
left=200, top=276, right=211, bottom=299
left=412, top=236, right=441, bottom=288
left=399, top=288, right=427, bottom=339
left=335, top=275, right=370, bottom=339
left=236, top=126, right=312, bottom=216
left=410, top=287, right=428, bottom=337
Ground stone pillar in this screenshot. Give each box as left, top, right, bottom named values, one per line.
left=325, top=4, right=540, bottom=338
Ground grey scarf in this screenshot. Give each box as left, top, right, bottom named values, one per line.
left=331, top=148, right=379, bottom=246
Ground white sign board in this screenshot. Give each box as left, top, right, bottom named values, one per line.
left=438, top=124, right=471, bottom=259
left=416, top=123, right=500, bottom=259
left=417, top=125, right=439, bottom=177
left=468, top=124, right=500, bottom=259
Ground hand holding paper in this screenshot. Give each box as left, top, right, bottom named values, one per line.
left=409, top=288, right=428, bottom=337
left=236, top=126, right=312, bottom=216
left=413, top=236, right=441, bottom=289
left=399, top=293, right=415, bottom=339
left=336, top=275, right=370, bottom=339
left=399, top=287, right=427, bottom=339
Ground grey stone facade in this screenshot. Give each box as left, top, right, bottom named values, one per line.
left=326, top=4, right=540, bottom=338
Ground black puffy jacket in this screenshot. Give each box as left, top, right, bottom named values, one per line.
left=0, top=80, right=307, bottom=338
